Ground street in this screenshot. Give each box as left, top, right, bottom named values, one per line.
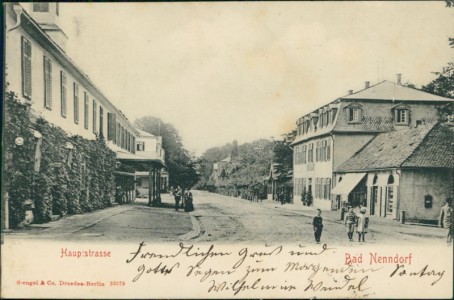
left=5, top=191, right=447, bottom=246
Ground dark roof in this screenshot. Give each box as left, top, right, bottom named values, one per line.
left=336, top=123, right=454, bottom=172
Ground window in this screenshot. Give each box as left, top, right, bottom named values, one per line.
left=92, top=100, right=97, bottom=133
left=116, top=122, right=121, bottom=145
left=347, top=108, right=361, bottom=123
left=301, top=145, right=307, bottom=164
left=43, top=56, right=52, bottom=109
left=60, top=72, right=67, bottom=117
left=56, top=3, right=59, bottom=16
left=308, top=143, right=314, bottom=163
left=387, top=175, right=394, bottom=214
left=137, top=141, right=145, bottom=151
left=131, top=136, right=136, bottom=154
left=395, top=109, right=409, bottom=125
left=21, top=37, right=32, bottom=99
left=73, top=83, right=79, bottom=123
left=294, top=146, right=300, bottom=164
left=33, top=3, right=49, bottom=12
left=107, top=113, right=117, bottom=142
left=99, top=106, right=104, bottom=137
left=84, top=92, right=89, bottom=129
left=315, top=141, right=321, bottom=162
left=326, top=139, right=331, bottom=161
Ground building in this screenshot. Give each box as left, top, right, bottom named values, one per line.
left=333, top=122, right=454, bottom=221
left=3, top=3, right=165, bottom=228
left=291, top=77, right=453, bottom=210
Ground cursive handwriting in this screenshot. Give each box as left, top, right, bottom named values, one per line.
left=288, top=243, right=333, bottom=256
left=133, top=262, right=180, bottom=282
left=389, top=264, right=445, bottom=286
left=304, top=275, right=370, bottom=292
left=126, top=242, right=232, bottom=267
left=232, top=245, right=282, bottom=269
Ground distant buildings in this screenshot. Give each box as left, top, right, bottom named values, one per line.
left=292, top=77, right=453, bottom=221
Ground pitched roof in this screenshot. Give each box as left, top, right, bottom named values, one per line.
left=342, top=81, right=453, bottom=102
left=336, top=123, right=454, bottom=172
left=137, top=129, right=156, bottom=138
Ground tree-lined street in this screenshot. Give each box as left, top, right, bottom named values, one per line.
left=5, top=191, right=446, bottom=246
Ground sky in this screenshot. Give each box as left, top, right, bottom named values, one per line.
left=57, top=1, right=454, bottom=156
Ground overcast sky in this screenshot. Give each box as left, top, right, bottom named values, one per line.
left=58, top=1, right=453, bottom=155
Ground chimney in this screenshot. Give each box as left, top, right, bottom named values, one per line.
left=348, top=90, right=353, bottom=95
left=365, top=81, right=370, bottom=89
left=396, top=74, right=402, bottom=85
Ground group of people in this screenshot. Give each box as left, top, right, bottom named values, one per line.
left=312, top=197, right=453, bottom=245
left=171, top=186, right=194, bottom=212
left=312, top=207, right=369, bottom=244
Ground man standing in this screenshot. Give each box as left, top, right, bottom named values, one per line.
left=173, top=186, right=182, bottom=211
left=439, top=198, right=453, bottom=245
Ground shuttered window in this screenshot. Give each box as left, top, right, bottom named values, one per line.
left=92, top=99, right=97, bottom=133
left=73, top=83, right=79, bottom=123
left=84, top=92, right=89, bottom=129
left=99, top=106, right=104, bottom=137
left=43, top=56, right=52, bottom=109
left=60, top=71, right=67, bottom=117
left=21, top=37, right=32, bottom=99
left=107, top=113, right=117, bottom=142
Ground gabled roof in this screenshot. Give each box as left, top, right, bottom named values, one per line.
left=341, top=81, right=453, bottom=102
left=336, top=123, right=454, bottom=172
left=137, top=129, right=156, bottom=138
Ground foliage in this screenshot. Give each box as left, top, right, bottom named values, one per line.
left=4, top=91, right=116, bottom=228
left=4, top=92, right=34, bottom=227
left=134, top=116, right=198, bottom=188
left=422, top=62, right=454, bottom=99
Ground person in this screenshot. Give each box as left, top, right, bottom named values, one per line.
left=312, top=209, right=323, bottom=244
left=356, top=207, right=368, bottom=242
left=439, top=198, right=453, bottom=245
left=344, top=207, right=357, bottom=242
left=173, top=185, right=182, bottom=211
left=184, top=188, right=194, bottom=212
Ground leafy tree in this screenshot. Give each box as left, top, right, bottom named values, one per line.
left=421, top=62, right=454, bottom=99
left=134, top=116, right=198, bottom=188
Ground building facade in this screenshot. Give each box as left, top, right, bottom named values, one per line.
left=334, top=123, right=454, bottom=221
left=3, top=3, right=165, bottom=228
left=292, top=79, right=453, bottom=210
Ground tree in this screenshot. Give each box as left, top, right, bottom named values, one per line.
left=134, top=116, right=198, bottom=188
left=421, top=62, right=454, bottom=99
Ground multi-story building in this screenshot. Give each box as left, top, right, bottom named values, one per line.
left=291, top=77, right=453, bottom=210
left=4, top=3, right=165, bottom=213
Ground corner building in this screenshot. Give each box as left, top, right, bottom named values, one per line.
left=291, top=79, right=453, bottom=211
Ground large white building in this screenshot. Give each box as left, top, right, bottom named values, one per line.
left=4, top=3, right=165, bottom=215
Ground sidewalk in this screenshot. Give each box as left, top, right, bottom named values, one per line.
left=242, top=197, right=446, bottom=240
left=4, top=193, right=195, bottom=241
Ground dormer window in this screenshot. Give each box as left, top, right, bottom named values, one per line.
left=33, top=3, right=49, bottom=12
left=392, top=103, right=411, bottom=125
left=344, top=103, right=362, bottom=123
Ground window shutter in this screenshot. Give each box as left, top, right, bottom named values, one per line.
left=107, top=113, right=117, bottom=141
left=92, top=100, right=97, bottom=133
left=84, top=93, right=89, bottom=129
left=43, top=56, right=52, bottom=109
left=99, top=106, right=104, bottom=137
left=73, top=83, right=79, bottom=123
left=22, top=37, right=32, bottom=98
left=131, top=136, right=136, bottom=154
left=60, top=71, right=67, bottom=117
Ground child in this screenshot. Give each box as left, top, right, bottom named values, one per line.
left=344, top=207, right=357, bottom=242
left=312, top=209, right=323, bottom=244
left=356, top=208, right=369, bottom=242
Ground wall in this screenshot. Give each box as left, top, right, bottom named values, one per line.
left=399, top=169, right=453, bottom=221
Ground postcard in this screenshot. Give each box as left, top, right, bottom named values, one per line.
left=2, top=1, right=453, bottom=299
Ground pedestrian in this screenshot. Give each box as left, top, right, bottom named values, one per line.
left=356, top=207, right=368, bottom=242
left=173, top=185, right=182, bottom=211
left=439, top=197, right=453, bottom=245
left=184, top=188, right=194, bottom=212
left=344, top=206, right=357, bottom=242
left=312, top=209, right=323, bottom=244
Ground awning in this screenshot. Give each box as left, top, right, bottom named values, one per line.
left=331, top=173, right=366, bottom=195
